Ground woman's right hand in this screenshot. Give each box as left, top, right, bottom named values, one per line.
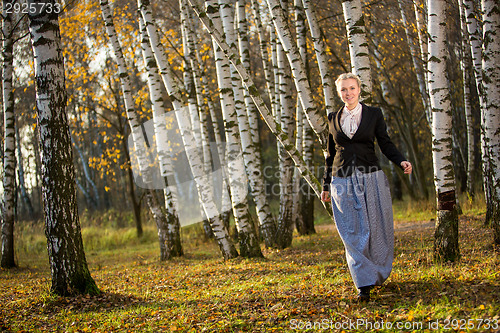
left=321, top=191, right=331, bottom=202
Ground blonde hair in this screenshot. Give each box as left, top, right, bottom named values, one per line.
left=335, top=73, right=362, bottom=91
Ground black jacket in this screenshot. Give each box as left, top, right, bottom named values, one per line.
left=322, top=103, right=406, bottom=191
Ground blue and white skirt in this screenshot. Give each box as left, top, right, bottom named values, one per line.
left=330, top=169, right=394, bottom=288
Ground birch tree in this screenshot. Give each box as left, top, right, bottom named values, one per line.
left=139, top=14, right=183, bottom=259
left=249, top=0, right=275, bottom=105
left=179, top=0, right=231, bottom=233
left=186, top=0, right=328, bottom=205
left=1, top=2, right=16, bottom=268
left=413, top=0, right=428, bottom=91
left=28, top=0, right=100, bottom=295
left=100, top=0, right=151, bottom=237
left=462, top=0, right=493, bottom=223
left=481, top=0, right=500, bottom=242
left=236, top=0, right=277, bottom=247
left=398, top=0, right=431, bottom=124
left=16, top=126, right=36, bottom=219
left=458, top=0, right=477, bottom=200
left=212, top=0, right=262, bottom=257
left=139, top=0, right=239, bottom=259
left=294, top=0, right=315, bottom=235
left=427, top=0, right=459, bottom=261
left=272, top=0, right=295, bottom=248
left=292, top=0, right=306, bottom=234
left=341, top=0, right=372, bottom=101
left=266, top=0, right=328, bottom=149
left=179, top=0, right=216, bottom=239
left=301, top=0, right=336, bottom=116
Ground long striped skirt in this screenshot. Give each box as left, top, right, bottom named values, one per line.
left=330, top=169, right=394, bottom=289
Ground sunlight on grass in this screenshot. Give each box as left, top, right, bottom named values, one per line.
left=3, top=195, right=498, bottom=332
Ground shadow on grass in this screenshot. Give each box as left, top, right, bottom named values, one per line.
left=377, top=279, right=500, bottom=306
left=40, top=291, right=147, bottom=314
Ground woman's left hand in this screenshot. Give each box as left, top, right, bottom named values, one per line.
left=400, top=161, right=412, bottom=174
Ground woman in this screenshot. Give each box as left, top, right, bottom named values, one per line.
left=321, top=73, right=412, bottom=302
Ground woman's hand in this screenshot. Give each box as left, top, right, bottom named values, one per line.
left=401, top=161, right=412, bottom=174
left=321, top=191, right=331, bottom=202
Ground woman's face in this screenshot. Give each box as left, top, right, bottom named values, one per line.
left=337, top=78, right=360, bottom=109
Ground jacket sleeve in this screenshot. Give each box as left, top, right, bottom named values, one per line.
left=374, top=108, right=406, bottom=168
left=322, top=113, right=336, bottom=191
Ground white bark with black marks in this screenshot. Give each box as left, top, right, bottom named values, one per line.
left=215, top=0, right=262, bottom=257
left=481, top=0, right=500, bottom=241
left=427, top=0, right=459, bottom=261
left=139, top=0, right=238, bottom=259
left=266, top=0, right=328, bottom=149
left=301, top=0, right=336, bottom=116
left=187, top=0, right=327, bottom=203
left=236, top=0, right=277, bottom=247
left=341, top=0, right=372, bottom=101
left=139, top=14, right=183, bottom=259
left=1, top=4, right=16, bottom=268
left=28, top=0, right=99, bottom=294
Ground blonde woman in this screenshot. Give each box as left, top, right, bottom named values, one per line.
left=321, top=73, right=412, bottom=302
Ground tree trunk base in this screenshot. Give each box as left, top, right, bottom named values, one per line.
left=238, top=230, right=264, bottom=258
left=434, top=208, right=460, bottom=262
left=260, top=220, right=277, bottom=248
left=492, top=202, right=500, bottom=245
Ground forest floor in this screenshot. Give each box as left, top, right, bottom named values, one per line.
left=1, top=213, right=499, bottom=332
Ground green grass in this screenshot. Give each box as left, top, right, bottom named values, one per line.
left=1, top=197, right=499, bottom=332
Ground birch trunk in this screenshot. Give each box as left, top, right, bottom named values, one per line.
left=427, top=0, right=459, bottom=262
left=99, top=0, right=145, bottom=237
left=270, top=26, right=280, bottom=118
left=342, top=0, right=372, bottom=101
left=298, top=1, right=317, bottom=232
left=294, top=0, right=315, bottom=235
left=481, top=0, right=500, bottom=243
left=237, top=0, right=277, bottom=247
left=179, top=1, right=214, bottom=239
left=139, top=14, right=183, bottom=259
left=398, top=0, right=431, bottom=124
left=187, top=0, right=329, bottom=207
left=301, top=0, right=336, bottom=115
left=413, top=0, right=428, bottom=90
left=1, top=4, right=16, bottom=268
left=459, top=0, right=477, bottom=200
left=250, top=0, right=275, bottom=110
left=301, top=119, right=316, bottom=230
left=214, top=0, right=262, bottom=257
left=293, top=0, right=306, bottom=235
left=274, top=1, right=295, bottom=249
left=463, top=0, right=492, bottom=222
left=16, top=126, right=36, bottom=219
left=139, top=0, right=238, bottom=259
left=180, top=0, right=231, bottom=232
left=266, top=0, right=328, bottom=149
left=28, top=0, right=100, bottom=294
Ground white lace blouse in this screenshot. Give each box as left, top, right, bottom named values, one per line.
left=340, top=102, right=362, bottom=139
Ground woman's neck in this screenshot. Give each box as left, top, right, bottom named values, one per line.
left=345, top=102, right=360, bottom=111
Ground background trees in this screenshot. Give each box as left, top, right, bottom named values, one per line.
left=1, top=0, right=499, bottom=288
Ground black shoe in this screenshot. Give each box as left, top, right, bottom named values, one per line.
left=357, top=286, right=372, bottom=302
